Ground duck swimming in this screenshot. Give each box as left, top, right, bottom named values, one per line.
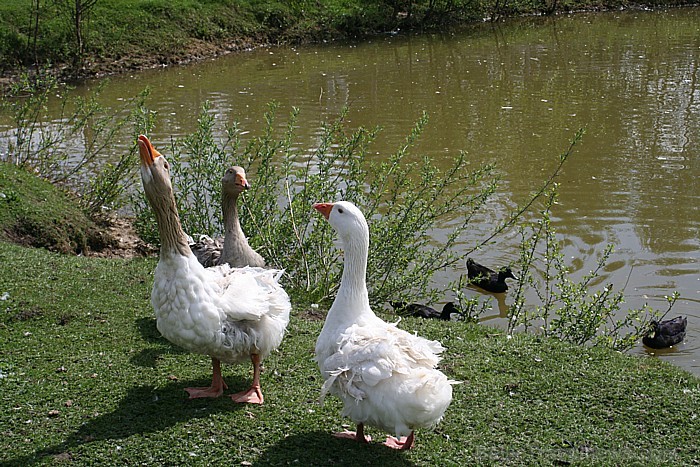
left=642, top=316, right=687, bottom=349
left=466, top=257, right=518, bottom=293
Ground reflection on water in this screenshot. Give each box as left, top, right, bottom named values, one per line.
left=1, top=9, right=699, bottom=376
left=474, top=288, right=509, bottom=323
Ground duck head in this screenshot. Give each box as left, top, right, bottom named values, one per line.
left=440, top=302, right=462, bottom=321
left=499, top=267, right=519, bottom=282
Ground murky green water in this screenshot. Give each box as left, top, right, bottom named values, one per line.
left=4, top=9, right=699, bottom=374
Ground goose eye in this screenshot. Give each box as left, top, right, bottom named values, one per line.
left=163, top=161, right=170, bottom=170
left=337, top=208, right=344, bottom=214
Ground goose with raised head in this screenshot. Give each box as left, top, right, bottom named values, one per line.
left=138, top=135, right=290, bottom=404
left=642, top=316, right=687, bottom=349
left=313, top=201, right=455, bottom=450
left=467, top=257, right=518, bottom=293
left=390, top=301, right=462, bottom=321
left=190, top=166, right=265, bottom=268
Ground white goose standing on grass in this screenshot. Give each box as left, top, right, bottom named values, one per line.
left=138, top=135, right=290, bottom=404
left=190, top=166, right=265, bottom=268
left=313, top=201, right=456, bottom=450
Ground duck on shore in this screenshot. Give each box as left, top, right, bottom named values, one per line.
left=389, top=301, right=462, bottom=321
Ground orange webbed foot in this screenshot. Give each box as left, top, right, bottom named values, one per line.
left=384, top=432, right=415, bottom=450
left=333, top=430, right=371, bottom=443
left=184, top=385, right=225, bottom=399
left=230, top=386, right=264, bottom=404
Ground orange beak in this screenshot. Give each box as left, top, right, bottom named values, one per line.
left=313, top=203, right=334, bottom=220
left=138, top=135, right=162, bottom=167
left=236, top=173, right=250, bottom=190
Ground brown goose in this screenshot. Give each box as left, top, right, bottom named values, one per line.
left=190, top=166, right=265, bottom=268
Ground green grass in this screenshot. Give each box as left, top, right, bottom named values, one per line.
left=3, top=0, right=696, bottom=80
left=0, top=163, right=113, bottom=254
left=0, top=0, right=378, bottom=75
left=1, top=240, right=698, bottom=466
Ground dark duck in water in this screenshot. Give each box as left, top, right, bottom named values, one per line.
left=642, top=316, right=687, bottom=349
left=466, top=258, right=519, bottom=293
left=390, top=301, right=462, bottom=321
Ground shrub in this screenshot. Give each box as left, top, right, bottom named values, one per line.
left=133, top=102, right=504, bottom=306
left=0, top=70, right=153, bottom=217
left=503, top=185, right=659, bottom=351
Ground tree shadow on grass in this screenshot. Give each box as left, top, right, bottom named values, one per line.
left=252, top=430, right=417, bottom=466
left=5, top=379, right=250, bottom=466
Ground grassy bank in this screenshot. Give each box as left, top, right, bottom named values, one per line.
left=1, top=0, right=696, bottom=82
left=0, top=147, right=698, bottom=464
left=0, top=240, right=698, bottom=465
left=0, top=163, right=115, bottom=255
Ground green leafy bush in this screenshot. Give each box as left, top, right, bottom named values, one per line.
left=505, top=186, right=660, bottom=351
left=132, top=101, right=674, bottom=350
left=132, top=102, right=500, bottom=307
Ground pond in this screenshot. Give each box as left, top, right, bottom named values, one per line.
left=4, top=8, right=699, bottom=375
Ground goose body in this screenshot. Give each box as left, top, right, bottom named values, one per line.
left=190, top=234, right=222, bottom=267
left=390, top=301, right=462, bottom=321
left=313, top=201, right=455, bottom=450
left=467, top=257, right=518, bottom=293
left=139, top=135, right=290, bottom=404
left=190, top=166, right=265, bottom=268
left=642, top=316, right=687, bottom=349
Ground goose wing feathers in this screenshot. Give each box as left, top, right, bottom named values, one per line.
left=208, top=264, right=287, bottom=322
left=189, top=234, right=223, bottom=268
left=319, top=320, right=445, bottom=401
left=317, top=320, right=453, bottom=436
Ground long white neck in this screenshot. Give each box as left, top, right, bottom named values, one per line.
left=328, top=229, right=374, bottom=324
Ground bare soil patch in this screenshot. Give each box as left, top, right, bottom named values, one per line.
left=84, top=215, right=156, bottom=259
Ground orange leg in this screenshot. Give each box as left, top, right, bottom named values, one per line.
left=333, top=422, right=371, bottom=443
left=384, top=431, right=415, bottom=450
left=230, top=354, right=264, bottom=404
left=185, top=357, right=228, bottom=399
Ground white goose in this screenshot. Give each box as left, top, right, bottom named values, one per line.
left=190, top=166, right=265, bottom=268
left=313, top=201, right=455, bottom=450
left=138, top=135, right=290, bottom=404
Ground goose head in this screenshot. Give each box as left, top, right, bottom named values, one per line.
left=222, top=166, right=250, bottom=197
left=138, top=135, right=189, bottom=254
left=138, top=135, right=173, bottom=203
left=313, top=201, right=369, bottom=246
